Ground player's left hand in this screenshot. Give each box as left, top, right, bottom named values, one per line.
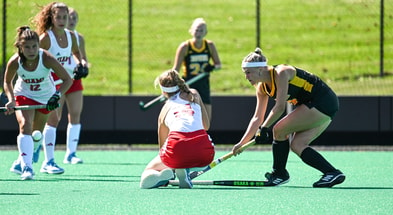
left=73, top=64, right=89, bottom=80
left=204, top=64, right=215, bottom=73
left=255, top=127, right=272, bottom=144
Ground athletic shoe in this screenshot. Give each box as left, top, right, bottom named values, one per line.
left=63, top=152, right=83, bottom=164
left=263, top=170, right=290, bottom=186
left=175, top=168, right=193, bottom=189
left=140, top=168, right=175, bottom=189
left=10, top=160, right=22, bottom=175
left=40, top=159, right=65, bottom=174
left=313, top=170, right=345, bottom=188
left=21, top=166, right=34, bottom=180
left=33, top=144, right=42, bottom=163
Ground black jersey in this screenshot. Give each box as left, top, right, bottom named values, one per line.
left=182, top=39, right=211, bottom=80
left=263, top=65, right=336, bottom=105
left=181, top=39, right=212, bottom=104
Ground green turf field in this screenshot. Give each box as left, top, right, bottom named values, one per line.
left=0, top=148, right=392, bottom=215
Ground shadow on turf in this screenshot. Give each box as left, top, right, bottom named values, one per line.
left=0, top=193, right=39, bottom=196
left=285, top=185, right=393, bottom=190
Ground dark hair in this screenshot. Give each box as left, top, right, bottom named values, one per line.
left=14, top=26, right=40, bottom=62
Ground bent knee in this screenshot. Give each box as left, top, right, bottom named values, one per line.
left=272, top=126, right=291, bottom=140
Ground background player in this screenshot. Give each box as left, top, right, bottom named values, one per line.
left=172, top=18, right=221, bottom=121
left=32, top=2, right=88, bottom=167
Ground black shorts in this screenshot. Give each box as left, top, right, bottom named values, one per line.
left=187, top=76, right=211, bottom=104
left=304, top=88, right=339, bottom=119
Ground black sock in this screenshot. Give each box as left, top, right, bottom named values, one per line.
left=272, top=139, right=290, bottom=175
left=300, top=147, right=336, bottom=174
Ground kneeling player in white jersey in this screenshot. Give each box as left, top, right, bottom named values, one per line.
left=3, top=26, right=72, bottom=180
left=140, top=69, right=215, bottom=189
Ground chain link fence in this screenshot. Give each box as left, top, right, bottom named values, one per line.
left=1, top=0, right=392, bottom=95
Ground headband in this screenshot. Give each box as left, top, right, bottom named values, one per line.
left=241, top=61, right=267, bottom=68
left=160, top=85, right=179, bottom=93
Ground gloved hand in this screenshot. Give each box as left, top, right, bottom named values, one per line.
left=73, top=64, right=89, bottom=80
left=204, top=64, right=215, bottom=73
left=46, top=91, right=61, bottom=111
left=255, top=127, right=272, bottom=144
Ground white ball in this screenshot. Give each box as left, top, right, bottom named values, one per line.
left=32, top=130, right=42, bottom=142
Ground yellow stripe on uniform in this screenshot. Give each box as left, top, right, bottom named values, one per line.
left=289, top=76, right=314, bottom=92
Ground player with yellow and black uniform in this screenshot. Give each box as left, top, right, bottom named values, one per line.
left=261, top=65, right=339, bottom=119
left=173, top=18, right=221, bottom=121
left=232, top=47, right=345, bottom=188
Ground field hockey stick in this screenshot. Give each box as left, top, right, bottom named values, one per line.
left=189, top=139, right=256, bottom=179
left=169, top=180, right=267, bottom=187
left=0, top=105, right=47, bottom=112
left=139, top=72, right=209, bottom=111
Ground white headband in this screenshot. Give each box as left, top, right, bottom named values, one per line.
left=241, top=61, right=267, bottom=68
left=160, top=85, right=179, bottom=93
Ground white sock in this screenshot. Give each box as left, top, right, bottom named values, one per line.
left=66, top=123, right=81, bottom=156
left=43, top=125, right=57, bottom=163
left=17, top=134, right=34, bottom=169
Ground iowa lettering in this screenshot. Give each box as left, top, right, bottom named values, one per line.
left=24, top=78, right=44, bottom=83
left=57, top=56, right=70, bottom=65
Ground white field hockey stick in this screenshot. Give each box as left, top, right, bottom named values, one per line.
left=139, top=72, right=209, bottom=111
left=169, top=180, right=268, bottom=187
left=188, top=139, right=256, bottom=179
left=0, top=105, right=47, bottom=112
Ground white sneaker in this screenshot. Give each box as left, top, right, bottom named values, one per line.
left=40, top=159, right=65, bottom=174
left=175, top=169, right=193, bottom=189
left=10, top=160, right=22, bottom=175
left=140, top=168, right=174, bottom=189
left=21, top=166, right=34, bottom=180
left=63, top=152, right=83, bottom=164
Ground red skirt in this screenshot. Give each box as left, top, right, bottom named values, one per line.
left=160, top=130, right=215, bottom=169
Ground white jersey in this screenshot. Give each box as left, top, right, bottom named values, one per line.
left=47, top=29, right=74, bottom=76
left=14, top=49, right=56, bottom=104
left=164, top=92, right=204, bottom=132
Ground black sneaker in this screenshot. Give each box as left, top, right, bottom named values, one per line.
left=313, top=170, right=345, bottom=188
left=263, top=170, right=290, bottom=186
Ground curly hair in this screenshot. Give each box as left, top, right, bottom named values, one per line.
left=32, top=2, right=69, bottom=35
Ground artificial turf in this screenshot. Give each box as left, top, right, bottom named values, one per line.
left=0, top=148, right=392, bottom=215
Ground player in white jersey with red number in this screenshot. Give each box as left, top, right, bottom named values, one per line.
left=140, top=69, right=215, bottom=189
left=4, top=26, right=72, bottom=180
left=32, top=2, right=88, bottom=167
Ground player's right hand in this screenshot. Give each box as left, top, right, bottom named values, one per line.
left=232, top=143, right=243, bottom=156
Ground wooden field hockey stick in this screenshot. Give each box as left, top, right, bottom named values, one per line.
left=188, top=139, right=256, bottom=179
left=139, top=72, right=210, bottom=111
left=0, top=105, right=47, bottom=112
left=169, top=180, right=267, bottom=187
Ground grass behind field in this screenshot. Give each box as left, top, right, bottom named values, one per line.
left=0, top=149, right=392, bottom=215
left=1, top=0, right=392, bottom=95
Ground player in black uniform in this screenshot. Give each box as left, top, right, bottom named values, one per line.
left=173, top=18, right=221, bottom=121
left=232, top=47, right=345, bottom=188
